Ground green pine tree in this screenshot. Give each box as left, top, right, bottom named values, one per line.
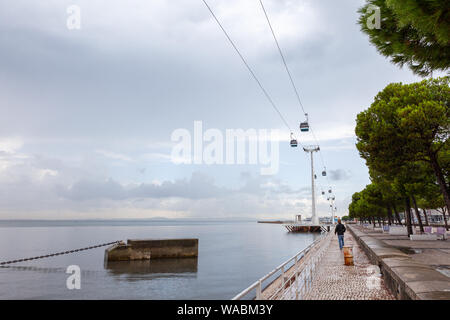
left=358, top=0, right=450, bottom=76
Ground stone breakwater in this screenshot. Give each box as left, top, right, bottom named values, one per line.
left=105, top=239, right=199, bottom=261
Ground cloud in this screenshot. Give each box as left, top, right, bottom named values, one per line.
left=95, top=150, right=132, bottom=162
left=0, top=146, right=317, bottom=219
left=0, top=0, right=423, bottom=219
left=329, top=169, right=351, bottom=181
left=0, top=137, right=24, bottom=154
left=57, top=171, right=306, bottom=202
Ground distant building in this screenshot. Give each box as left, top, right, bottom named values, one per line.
left=319, top=217, right=332, bottom=224
left=426, top=209, right=446, bottom=223
left=398, top=209, right=446, bottom=224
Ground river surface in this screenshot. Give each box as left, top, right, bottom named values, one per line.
left=0, top=220, right=319, bottom=299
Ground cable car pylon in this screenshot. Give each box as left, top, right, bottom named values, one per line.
left=303, top=145, right=320, bottom=225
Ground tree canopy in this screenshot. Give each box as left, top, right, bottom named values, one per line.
left=355, top=77, right=450, bottom=212
left=358, top=0, right=450, bottom=76
left=351, top=77, right=450, bottom=233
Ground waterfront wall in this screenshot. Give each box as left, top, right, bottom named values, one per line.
left=347, top=225, right=450, bottom=300
left=105, top=239, right=199, bottom=261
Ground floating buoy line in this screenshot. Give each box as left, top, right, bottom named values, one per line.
left=0, top=241, right=122, bottom=266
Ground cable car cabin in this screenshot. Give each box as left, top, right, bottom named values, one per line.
left=290, top=139, right=298, bottom=147
left=328, top=189, right=332, bottom=193
left=322, top=170, right=326, bottom=176
left=322, top=191, right=325, bottom=195
left=300, top=122, right=309, bottom=132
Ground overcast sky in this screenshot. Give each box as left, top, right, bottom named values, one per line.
left=0, top=0, right=425, bottom=219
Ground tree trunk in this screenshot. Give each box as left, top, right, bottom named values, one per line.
left=386, top=205, right=393, bottom=225
left=442, top=207, right=449, bottom=231
left=411, top=195, right=424, bottom=233
left=392, top=203, right=402, bottom=225
left=422, top=208, right=429, bottom=226
left=377, top=216, right=382, bottom=227
left=405, top=197, right=413, bottom=236
left=429, top=152, right=450, bottom=215
left=372, top=217, right=376, bottom=228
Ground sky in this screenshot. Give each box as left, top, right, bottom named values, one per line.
left=0, top=0, right=425, bottom=220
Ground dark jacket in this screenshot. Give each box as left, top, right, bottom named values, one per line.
left=335, top=223, right=346, bottom=236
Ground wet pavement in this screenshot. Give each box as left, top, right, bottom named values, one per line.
left=301, top=231, right=395, bottom=300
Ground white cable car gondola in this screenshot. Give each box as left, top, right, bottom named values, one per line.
left=299, top=113, right=309, bottom=132
left=290, top=133, right=298, bottom=148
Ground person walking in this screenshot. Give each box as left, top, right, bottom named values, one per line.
left=335, top=219, right=346, bottom=250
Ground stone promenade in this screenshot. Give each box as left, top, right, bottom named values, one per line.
left=302, top=230, right=395, bottom=300
left=349, top=224, right=450, bottom=299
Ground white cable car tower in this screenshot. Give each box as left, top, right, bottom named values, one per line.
left=203, top=0, right=338, bottom=232
left=303, top=145, right=320, bottom=225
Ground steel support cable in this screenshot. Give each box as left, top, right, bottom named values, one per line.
left=311, top=126, right=335, bottom=196
left=259, top=0, right=335, bottom=193
left=258, top=0, right=307, bottom=117
left=202, top=0, right=295, bottom=135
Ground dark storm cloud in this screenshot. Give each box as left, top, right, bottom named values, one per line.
left=329, top=169, right=351, bottom=181
left=56, top=171, right=303, bottom=202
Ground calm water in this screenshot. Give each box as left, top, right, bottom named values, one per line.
left=0, top=220, right=318, bottom=299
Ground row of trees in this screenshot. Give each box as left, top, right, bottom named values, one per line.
left=349, top=77, right=449, bottom=234
left=350, top=1, right=449, bottom=236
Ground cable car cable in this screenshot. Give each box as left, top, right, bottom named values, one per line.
left=202, top=0, right=294, bottom=133
left=258, top=0, right=307, bottom=117
left=259, top=0, right=336, bottom=196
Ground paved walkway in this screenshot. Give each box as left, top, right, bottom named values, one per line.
left=350, top=224, right=450, bottom=299
left=302, top=231, right=395, bottom=300
left=360, top=226, right=450, bottom=270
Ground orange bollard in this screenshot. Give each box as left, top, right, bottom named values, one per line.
left=343, top=246, right=354, bottom=266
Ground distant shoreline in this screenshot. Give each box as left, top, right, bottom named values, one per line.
left=0, top=218, right=256, bottom=222
left=257, top=220, right=293, bottom=224
left=0, top=218, right=259, bottom=228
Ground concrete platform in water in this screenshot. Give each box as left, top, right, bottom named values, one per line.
left=105, top=239, right=199, bottom=262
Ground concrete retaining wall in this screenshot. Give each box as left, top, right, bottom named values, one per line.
left=105, top=239, right=199, bottom=261
left=348, top=225, right=450, bottom=300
